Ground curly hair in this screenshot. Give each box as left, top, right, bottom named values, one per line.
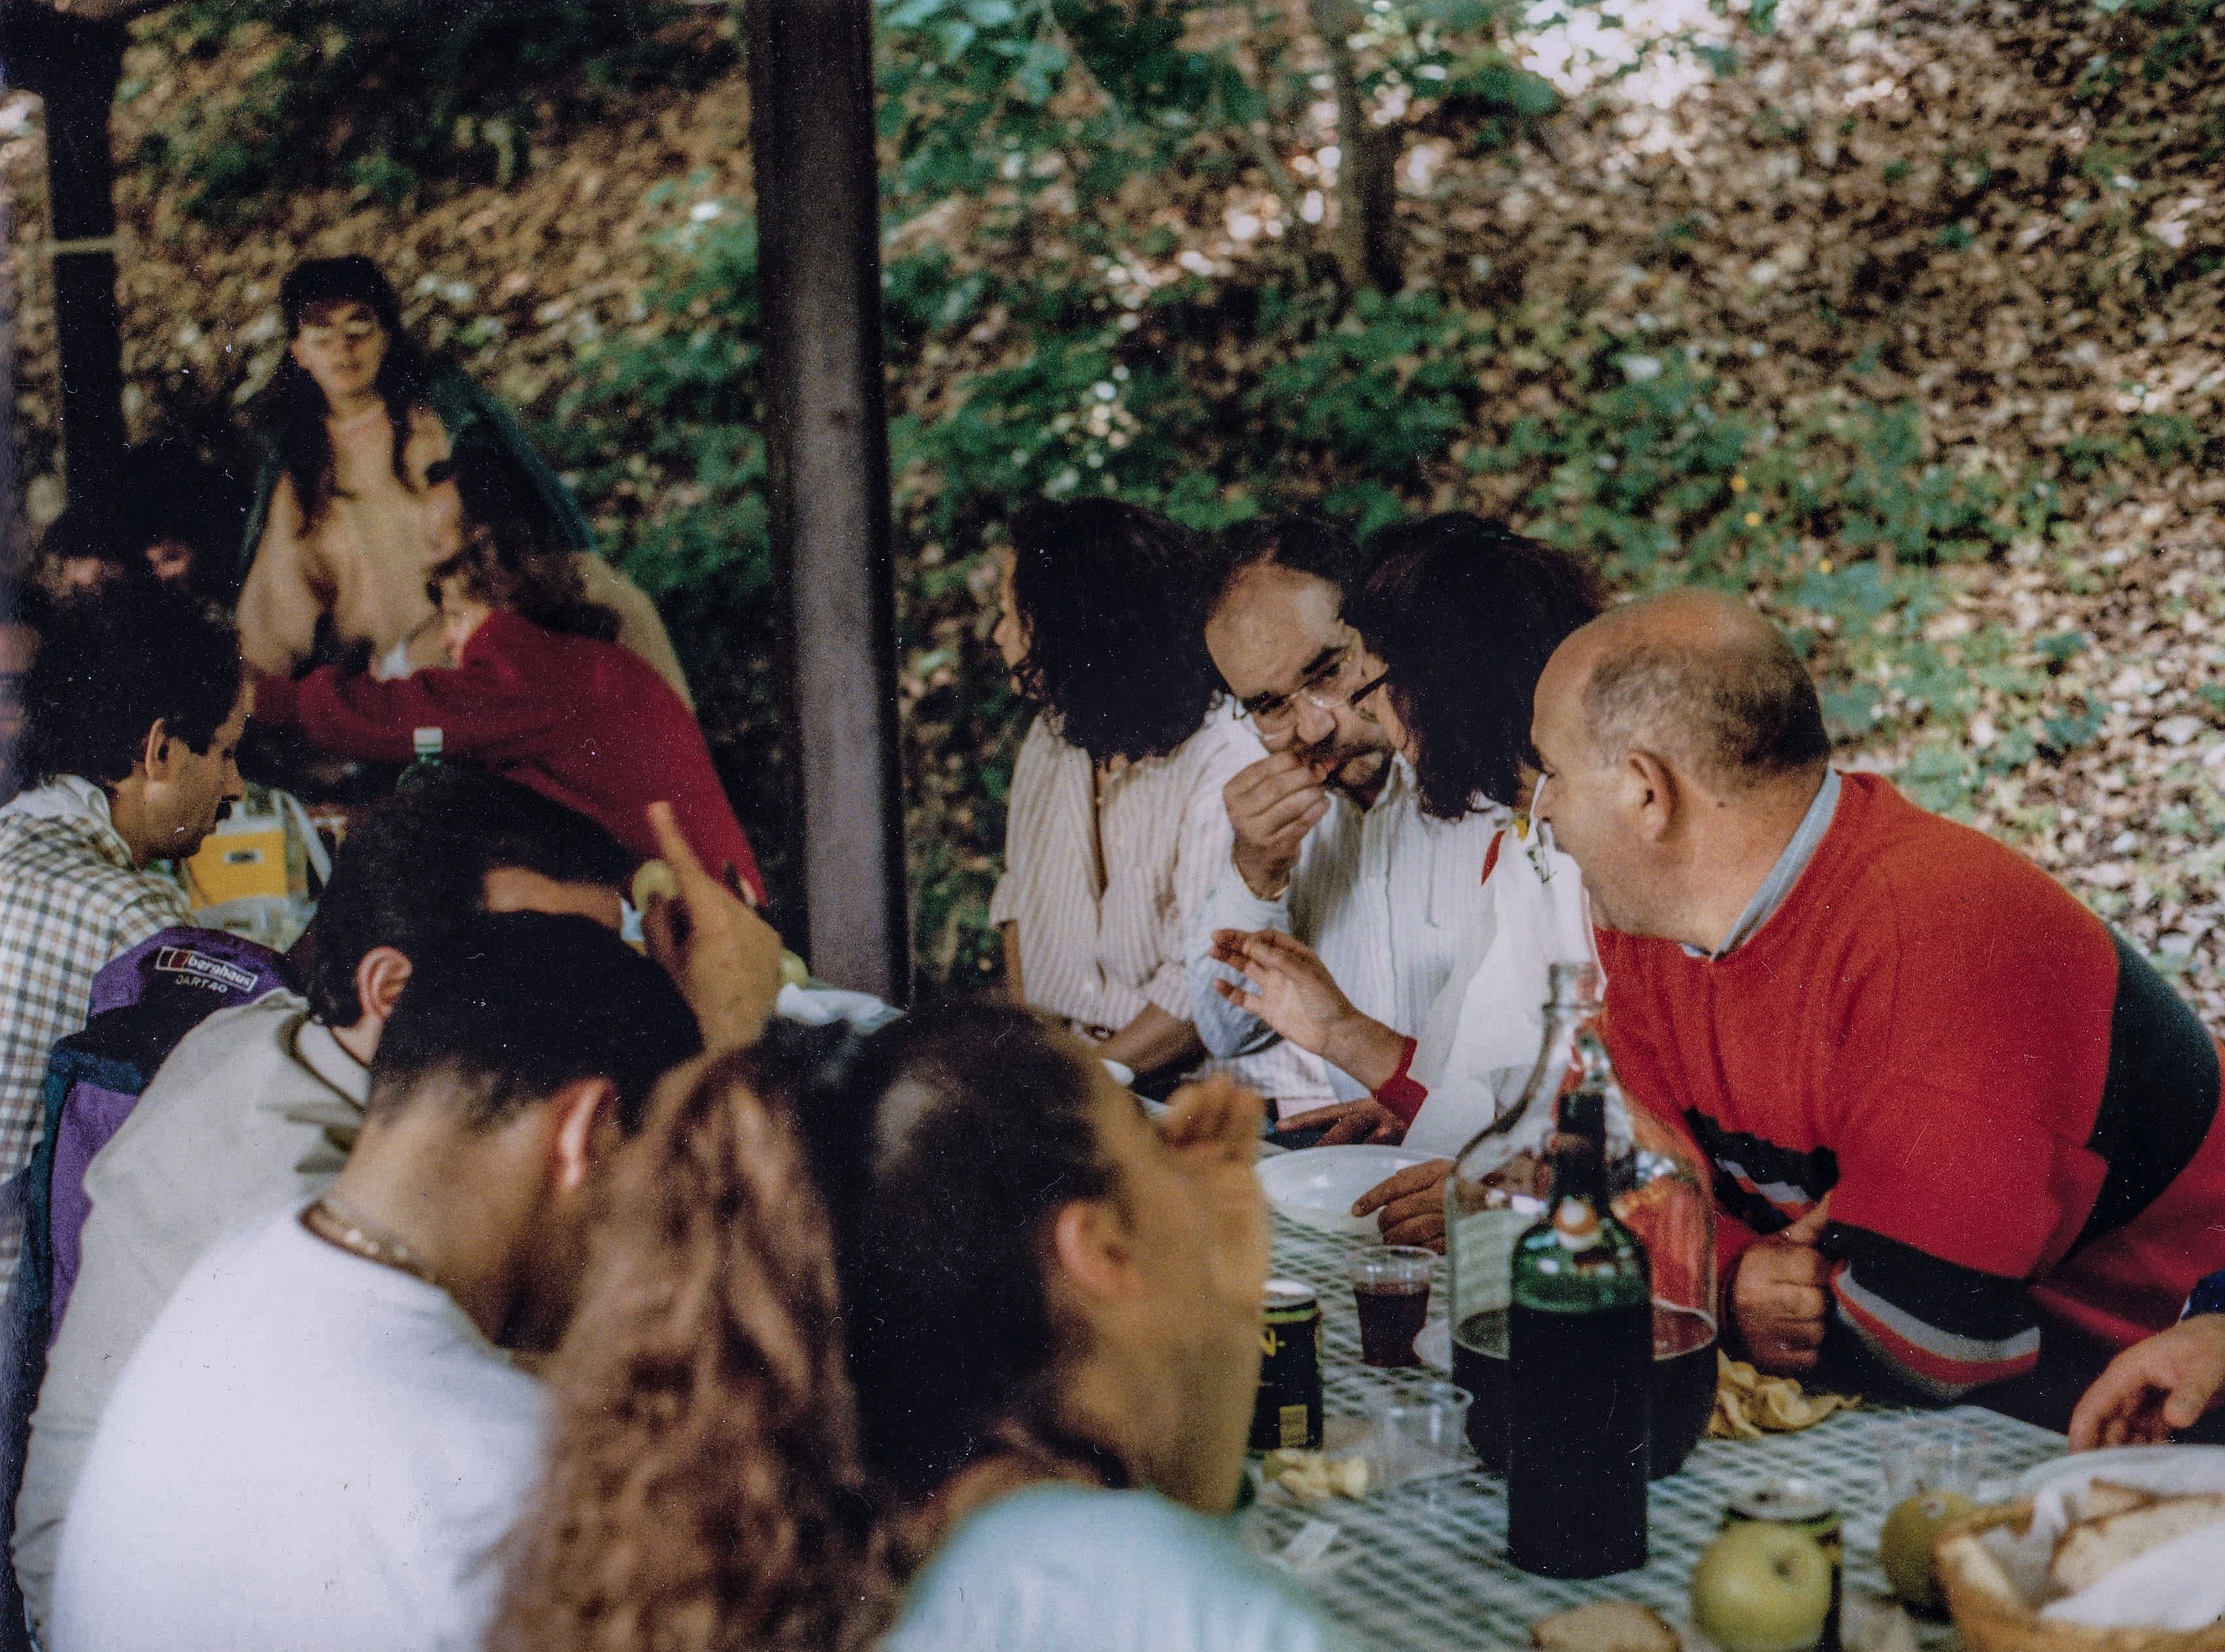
left=487, top=1031, right=893, bottom=1652
left=1345, top=513, right=1608, bottom=819
left=261, top=256, right=442, bottom=531
left=1005, top=498, right=1224, bottom=764
left=426, top=450, right=617, bottom=642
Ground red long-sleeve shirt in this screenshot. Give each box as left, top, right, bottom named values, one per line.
left=1599, top=772, right=2225, bottom=1400
left=254, top=610, right=766, bottom=904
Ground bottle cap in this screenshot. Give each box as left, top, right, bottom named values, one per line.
left=412, top=727, right=442, bottom=757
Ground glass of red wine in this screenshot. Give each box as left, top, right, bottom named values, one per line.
left=1349, top=1245, right=1436, bottom=1368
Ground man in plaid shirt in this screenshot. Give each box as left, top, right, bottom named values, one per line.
left=0, top=589, right=248, bottom=1298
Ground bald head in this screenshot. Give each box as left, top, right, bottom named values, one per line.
left=1559, top=590, right=1830, bottom=795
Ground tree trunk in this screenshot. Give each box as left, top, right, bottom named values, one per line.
left=1307, top=0, right=1400, bottom=294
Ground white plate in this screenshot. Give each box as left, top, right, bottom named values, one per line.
left=2013, top=1443, right=2225, bottom=1502
left=1257, top=1144, right=1434, bottom=1237
left=1414, top=1316, right=1453, bottom=1375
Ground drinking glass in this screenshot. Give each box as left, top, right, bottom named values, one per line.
left=1365, top=1382, right=1474, bottom=1494
left=1348, top=1246, right=1436, bottom=1368
left=1876, top=1418, right=1984, bottom=1506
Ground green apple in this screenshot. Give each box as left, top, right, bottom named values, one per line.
left=1690, top=1522, right=1833, bottom=1652
left=1879, top=1490, right=1974, bottom=1613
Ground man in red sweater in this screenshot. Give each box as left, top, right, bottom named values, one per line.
left=1530, top=590, right=2225, bottom=1422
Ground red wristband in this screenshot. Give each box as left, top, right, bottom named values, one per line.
left=1374, top=1037, right=1427, bottom=1126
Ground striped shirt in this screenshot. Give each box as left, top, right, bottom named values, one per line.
left=1188, top=756, right=1504, bottom=1109
left=992, top=707, right=1331, bottom=1104
left=0, top=779, right=191, bottom=1296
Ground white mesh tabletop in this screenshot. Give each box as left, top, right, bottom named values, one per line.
left=1247, top=1213, right=2065, bottom=1651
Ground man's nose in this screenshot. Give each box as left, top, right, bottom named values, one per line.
left=1292, top=694, right=1336, bottom=746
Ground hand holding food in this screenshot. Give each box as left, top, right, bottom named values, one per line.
left=1223, top=748, right=1330, bottom=899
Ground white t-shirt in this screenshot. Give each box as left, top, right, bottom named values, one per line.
left=48, top=1205, right=545, bottom=1652
left=885, top=1483, right=1364, bottom=1652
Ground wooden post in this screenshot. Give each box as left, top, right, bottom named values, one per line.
left=744, top=0, right=912, bottom=1004
left=6, top=3, right=130, bottom=509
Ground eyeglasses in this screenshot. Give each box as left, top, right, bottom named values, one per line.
left=1242, top=641, right=1375, bottom=733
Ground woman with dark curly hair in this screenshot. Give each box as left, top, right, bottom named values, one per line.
left=489, top=1007, right=1356, bottom=1652
left=990, top=499, right=1318, bottom=1097
left=1211, top=515, right=1608, bottom=1233
left=235, top=254, right=689, bottom=702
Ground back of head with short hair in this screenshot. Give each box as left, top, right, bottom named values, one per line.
left=1581, top=600, right=1831, bottom=791
left=18, top=584, right=241, bottom=790
left=1206, top=513, right=1369, bottom=625
left=366, top=910, right=702, bottom=1134
left=303, top=767, right=636, bottom=1027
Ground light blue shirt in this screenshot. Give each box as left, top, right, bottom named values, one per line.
left=885, top=1484, right=1366, bottom=1652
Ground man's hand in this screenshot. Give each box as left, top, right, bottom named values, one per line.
left=2069, top=1315, right=2225, bottom=1451
left=1729, top=1201, right=1833, bottom=1374
left=1277, top=1097, right=1406, bottom=1147
left=639, top=801, right=784, bottom=1052
left=1224, top=748, right=1330, bottom=899
left=1352, top=1158, right=1453, bottom=1251
left=1209, top=929, right=1358, bottom=1058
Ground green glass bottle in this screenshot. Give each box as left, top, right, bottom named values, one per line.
left=398, top=727, right=443, bottom=792
left=1506, top=1088, right=1651, bottom=1579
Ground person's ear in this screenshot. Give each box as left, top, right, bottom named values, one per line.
left=139, top=719, right=176, bottom=783
left=1624, top=748, right=1680, bottom=843
left=1050, top=1197, right=1141, bottom=1304
left=547, top=1076, right=619, bottom=1196
left=351, top=946, right=414, bottom=1029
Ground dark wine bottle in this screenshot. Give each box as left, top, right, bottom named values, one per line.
left=1506, top=1089, right=1650, bottom=1579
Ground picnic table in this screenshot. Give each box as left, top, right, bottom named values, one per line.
left=1247, top=1211, right=2068, bottom=1651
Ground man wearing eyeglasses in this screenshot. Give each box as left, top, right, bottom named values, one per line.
left=1187, top=517, right=1501, bottom=1134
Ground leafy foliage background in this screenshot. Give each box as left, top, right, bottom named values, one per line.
left=3, top=0, right=2223, bottom=1005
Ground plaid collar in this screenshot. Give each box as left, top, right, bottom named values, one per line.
left=1, top=775, right=135, bottom=870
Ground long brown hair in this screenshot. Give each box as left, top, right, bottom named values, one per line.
left=428, top=450, right=619, bottom=642
left=487, top=1041, right=893, bottom=1652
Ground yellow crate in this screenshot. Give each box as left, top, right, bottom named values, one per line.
left=184, top=817, right=296, bottom=906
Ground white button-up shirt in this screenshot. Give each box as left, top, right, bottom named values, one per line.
left=992, top=706, right=1330, bottom=1103
left=1188, top=755, right=1504, bottom=1110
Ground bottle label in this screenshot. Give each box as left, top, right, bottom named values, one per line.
left=1451, top=1209, right=1528, bottom=1315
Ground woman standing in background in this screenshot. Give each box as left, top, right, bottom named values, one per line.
left=235, top=254, right=690, bottom=702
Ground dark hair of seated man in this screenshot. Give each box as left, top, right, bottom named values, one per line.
left=18, top=583, right=242, bottom=793
left=1344, top=511, right=1609, bottom=819
left=364, top=908, right=701, bottom=1139
left=301, top=767, right=635, bottom=1030
left=1204, top=513, right=1371, bottom=625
